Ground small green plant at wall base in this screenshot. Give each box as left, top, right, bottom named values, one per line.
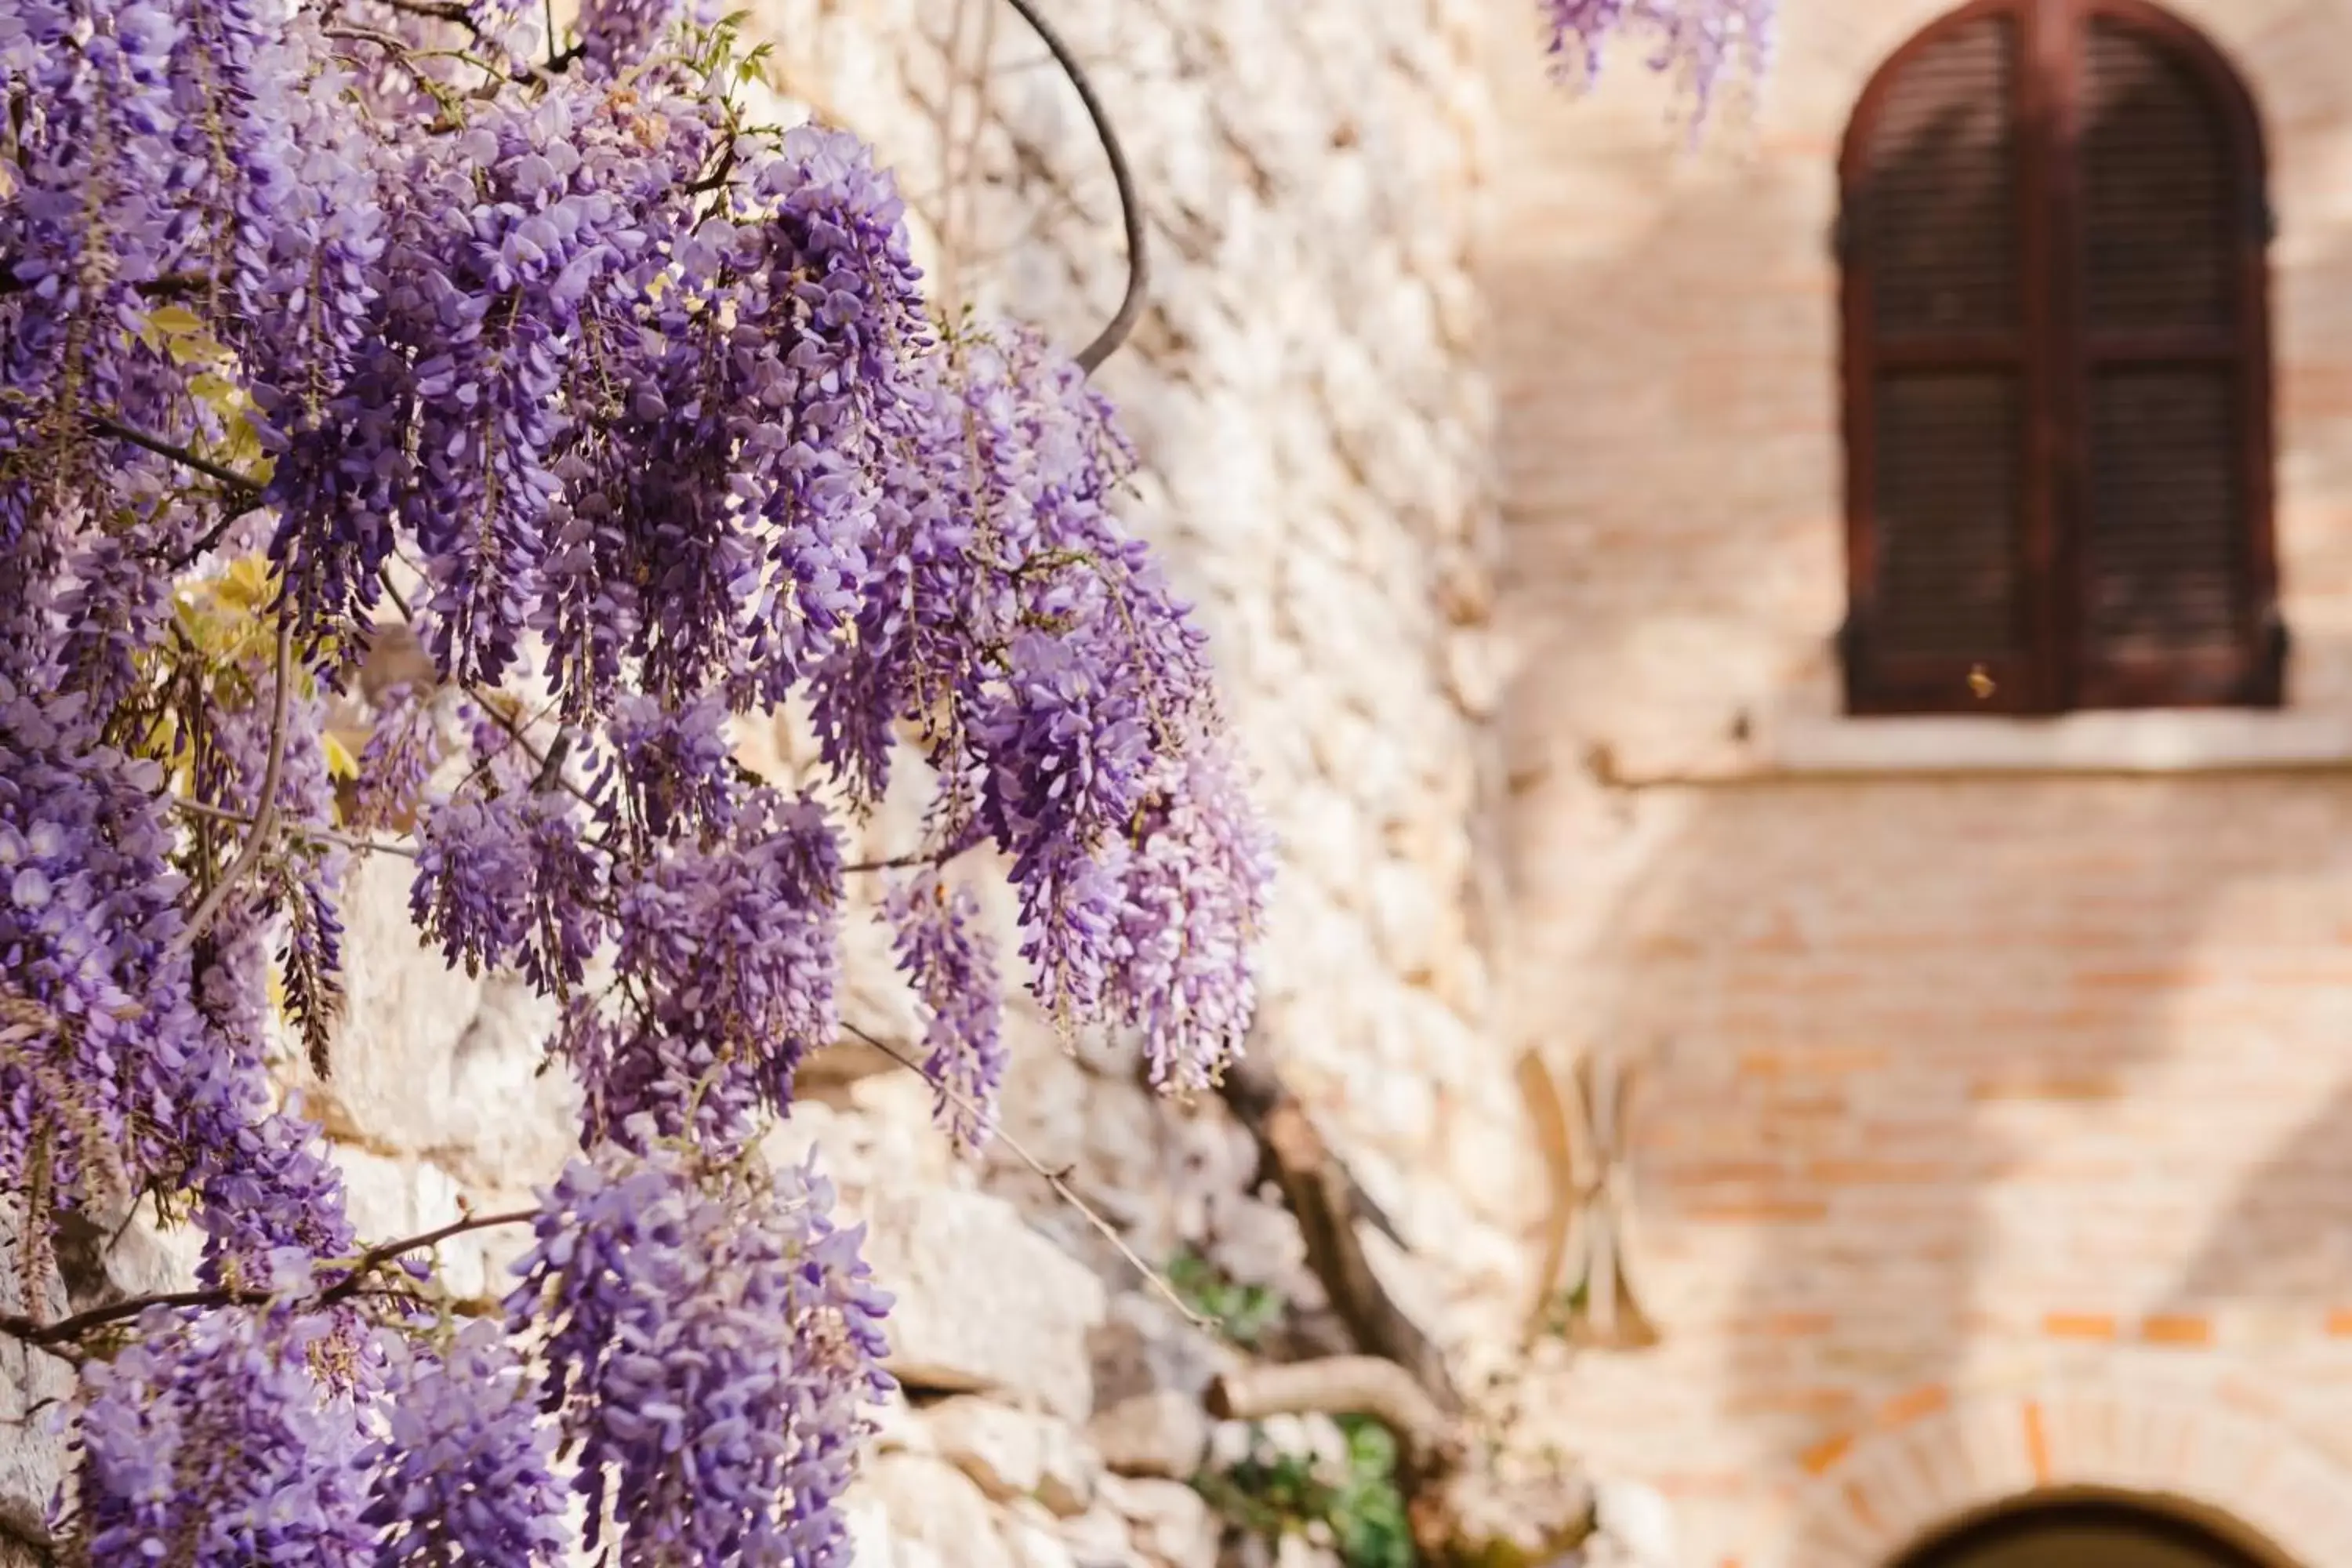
left=1192, top=1415, right=1417, bottom=1568
left=1327, top=1417, right=1417, bottom=1568
left=1165, top=1247, right=1286, bottom=1348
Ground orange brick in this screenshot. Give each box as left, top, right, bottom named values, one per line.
left=1800, top=1432, right=1855, bottom=1476
left=1686, top=1201, right=1829, bottom=1225
left=1970, top=1074, right=2128, bottom=1102
left=1735, top=1047, right=1887, bottom=1076
left=2043, top=1313, right=2119, bottom=1341
left=2073, top=967, right=2220, bottom=989
left=2140, top=1314, right=2212, bottom=1348
left=2023, top=1402, right=2053, bottom=1485
left=1877, top=1384, right=1949, bottom=1428
left=1805, top=1158, right=1948, bottom=1185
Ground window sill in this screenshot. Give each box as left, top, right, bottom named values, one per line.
left=1764, top=710, right=2352, bottom=779
left=1593, top=710, right=2352, bottom=786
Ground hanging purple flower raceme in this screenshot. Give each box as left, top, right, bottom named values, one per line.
left=0, top=660, right=192, bottom=1225
left=412, top=794, right=539, bottom=977
left=884, top=873, right=1005, bottom=1152
left=506, top=1134, right=891, bottom=1566
left=348, top=683, right=445, bottom=833
left=1107, top=740, right=1276, bottom=1091
left=362, top=1321, right=572, bottom=1567
left=245, top=20, right=394, bottom=633
left=603, top=691, right=739, bottom=845
left=971, top=630, right=1151, bottom=1018
left=0, top=586, right=352, bottom=1282
left=573, top=0, right=716, bottom=73
left=53, top=528, right=175, bottom=715
left=0, top=0, right=187, bottom=571
left=734, top=125, right=931, bottom=709
left=58, top=1296, right=378, bottom=1566
left=804, top=351, right=977, bottom=808
left=411, top=778, right=611, bottom=996
left=394, top=93, right=599, bottom=686
left=595, top=789, right=844, bottom=1145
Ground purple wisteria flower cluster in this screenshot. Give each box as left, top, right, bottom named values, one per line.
left=1541, top=0, right=1777, bottom=117
left=509, top=1134, right=891, bottom=1563
left=0, top=0, right=1717, bottom=1558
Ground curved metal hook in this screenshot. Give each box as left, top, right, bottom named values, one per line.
left=998, top=0, right=1149, bottom=374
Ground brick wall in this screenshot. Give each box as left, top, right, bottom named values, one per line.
left=1487, top=1, right=2352, bottom=1563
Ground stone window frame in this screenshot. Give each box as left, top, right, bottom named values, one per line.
left=1835, top=0, right=2281, bottom=719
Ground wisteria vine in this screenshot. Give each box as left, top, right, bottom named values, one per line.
left=0, top=0, right=1765, bottom=1563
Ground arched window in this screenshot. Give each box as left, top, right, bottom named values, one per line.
left=1891, top=1496, right=2285, bottom=1568
left=1838, top=0, right=2279, bottom=716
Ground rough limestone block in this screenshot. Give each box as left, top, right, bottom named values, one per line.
left=861, top=1452, right=1017, bottom=1568
left=858, top=1183, right=1105, bottom=1421
left=1098, top=1475, right=1217, bottom=1568
left=303, top=857, right=579, bottom=1189
left=1087, top=1390, right=1210, bottom=1480
left=920, top=1396, right=1099, bottom=1515
left=1088, top=1292, right=1237, bottom=1410
left=997, top=1501, right=1081, bottom=1568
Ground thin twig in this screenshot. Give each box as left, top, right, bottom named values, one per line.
left=997, top=0, right=1148, bottom=373
left=82, top=416, right=274, bottom=570
left=0, top=1207, right=535, bottom=1348
left=165, top=493, right=271, bottom=572
left=90, top=418, right=263, bottom=501
left=323, top=21, right=417, bottom=55
left=177, top=615, right=296, bottom=950
left=170, top=797, right=419, bottom=861
left=376, top=0, right=477, bottom=24
left=315, top=1205, right=537, bottom=1308
left=0, top=268, right=212, bottom=299
left=372, top=564, right=598, bottom=814
left=841, top=845, right=964, bottom=876
left=840, top=1020, right=1211, bottom=1330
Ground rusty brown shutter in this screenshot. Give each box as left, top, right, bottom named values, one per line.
left=1841, top=7, right=2042, bottom=714
left=2069, top=9, right=2278, bottom=706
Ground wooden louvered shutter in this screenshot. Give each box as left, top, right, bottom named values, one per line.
left=2067, top=4, right=2278, bottom=707
left=1840, top=0, right=2278, bottom=716
left=1840, top=5, right=2044, bottom=714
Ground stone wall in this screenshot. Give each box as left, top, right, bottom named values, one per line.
left=746, top=0, right=1541, bottom=1345
left=1487, top=2, right=2352, bottom=1565
left=738, top=5, right=1552, bottom=1560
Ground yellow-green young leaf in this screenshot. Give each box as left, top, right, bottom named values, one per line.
left=321, top=731, right=359, bottom=782
left=216, top=555, right=279, bottom=614
left=221, top=423, right=271, bottom=478
left=146, top=304, right=205, bottom=337
left=163, top=331, right=224, bottom=366
left=189, top=372, right=249, bottom=413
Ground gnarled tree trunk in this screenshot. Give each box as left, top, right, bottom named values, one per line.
left=1208, top=1051, right=1597, bottom=1566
